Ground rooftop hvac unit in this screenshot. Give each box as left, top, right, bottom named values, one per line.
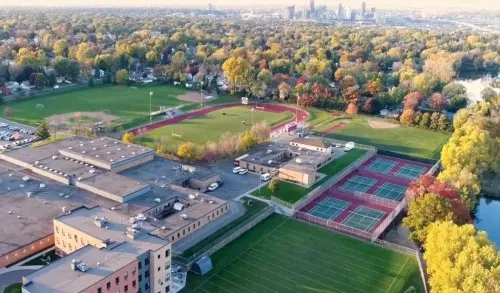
left=22, top=176, right=30, bottom=182
left=39, top=183, right=46, bottom=189
left=110, top=159, right=114, bottom=162
left=181, top=214, right=188, bottom=219
left=59, top=193, right=64, bottom=197
left=114, top=141, right=118, bottom=144
left=296, top=158, right=303, bottom=164
left=68, top=147, right=72, bottom=150
left=62, top=207, right=66, bottom=213
left=26, top=192, right=32, bottom=197
left=173, top=203, right=184, bottom=211
left=121, top=155, right=125, bottom=158
left=117, top=148, right=121, bottom=151
left=107, top=152, right=111, bottom=154
left=111, top=207, right=116, bottom=210
left=65, top=195, right=70, bottom=199
left=267, top=149, right=272, bottom=154
left=188, top=194, right=196, bottom=200
left=104, top=144, right=107, bottom=147
left=52, top=155, right=58, bottom=160
left=34, top=161, right=39, bottom=165
left=89, top=169, right=96, bottom=174
left=209, top=200, right=214, bottom=204
left=127, top=145, right=131, bottom=148
left=129, top=217, right=137, bottom=224
left=19, top=184, right=25, bottom=188
left=101, top=138, right=105, bottom=141
left=161, top=226, right=167, bottom=230
left=80, top=144, right=84, bottom=147
left=95, top=155, right=100, bottom=158
left=268, top=160, right=273, bottom=165
left=90, top=140, right=94, bottom=143
left=77, top=177, right=83, bottom=181
left=81, top=151, right=86, bottom=154
left=154, top=198, right=161, bottom=203
left=93, top=148, right=97, bottom=150
left=136, top=214, right=147, bottom=221
left=132, top=152, right=136, bottom=155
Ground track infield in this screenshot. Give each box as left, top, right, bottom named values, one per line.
left=184, top=214, right=425, bottom=293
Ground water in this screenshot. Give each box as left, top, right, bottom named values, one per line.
left=457, top=75, right=500, bottom=103
left=474, top=197, right=500, bottom=248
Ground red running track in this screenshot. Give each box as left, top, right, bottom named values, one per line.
left=129, top=103, right=309, bottom=135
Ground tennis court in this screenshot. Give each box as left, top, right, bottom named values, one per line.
left=343, top=206, right=385, bottom=232
left=374, top=182, right=407, bottom=201
left=395, top=164, right=427, bottom=180
left=365, top=158, right=397, bottom=174
left=309, top=198, right=350, bottom=220
left=340, top=175, right=377, bottom=193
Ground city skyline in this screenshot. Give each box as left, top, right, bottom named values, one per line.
left=2, top=0, right=500, bottom=10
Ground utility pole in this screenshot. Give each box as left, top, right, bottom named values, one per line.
left=251, top=107, right=255, bottom=125
left=200, top=81, right=204, bottom=108
left=149, top=92, right=153, bottom=124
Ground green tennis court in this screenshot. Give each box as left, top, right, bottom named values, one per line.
left=342, top=206, right=385, bottom=232
left=309, top=198, right=350, bottom=220
left=365, top=158, right=397, bottom=174
left=394, top=164, right=427, bottom=180
left=374, top=182, right=407, bottom=201
left=340, top=175, right=377, bottom=193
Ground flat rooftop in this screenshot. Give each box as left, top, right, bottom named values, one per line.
left=79, top=172, right=150, bottom=200
left=0, top=164, right=118, bottom=256
left=239, top=142, right=289, bottom=168
left=55, top=206, right=168, bottom=253
left=23, top=244, right=137, bottom=293
left=58, top=136, right=153, bottom=167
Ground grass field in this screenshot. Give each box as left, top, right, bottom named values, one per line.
left=252, top=149, right=368, bottom=203
left=183, top=214, right=424, bottom=293
left=3, top=283, right=22, bottom=293
left=0, top=85, right=236, bottom=129
left=181, top=197, right=269, bottom=258
left=322, top=116, right=449, bottom=159
left=139, top=107, right=292, bottom=150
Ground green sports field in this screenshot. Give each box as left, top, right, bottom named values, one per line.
left=139, top=107, right=293, bottom=151
left=184, top=214, right=424, bottom=293
left=0, top=85, right=235, bottom=129
left=320, top=116, right=449, bottom=159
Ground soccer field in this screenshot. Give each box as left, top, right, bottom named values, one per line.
left=0, top=85, right=234, bottom=128
left=184, top=214, right=424, bottom=293
left=139, top=107, right=293, bottom=150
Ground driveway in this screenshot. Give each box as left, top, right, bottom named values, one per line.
left=207, top=159, right=261, bottom=200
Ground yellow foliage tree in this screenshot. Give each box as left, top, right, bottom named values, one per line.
left=177, top=142, right=197, bottom=161
left=424, top=221, right=500, bottom=293
left=122, top=132, right=136, bottom=144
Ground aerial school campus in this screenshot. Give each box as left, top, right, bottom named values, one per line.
left=0, top=83, right=452, bottom=293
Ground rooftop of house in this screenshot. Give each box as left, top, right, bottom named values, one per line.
left=23, top=244, right=137, bottom=293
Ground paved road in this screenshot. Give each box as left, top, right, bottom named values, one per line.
left=0, top=269, right=35, bottom=291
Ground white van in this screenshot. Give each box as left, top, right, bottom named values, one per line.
left=261, top=173, right=272, bottom=181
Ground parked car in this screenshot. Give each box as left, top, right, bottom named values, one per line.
left=261, top=173, right=272, bottom=181
left=232, top=167, right=242, bottom=174
left=207, top=182, right=219, bottom=191
left=238, top=168, right=248, bottom=175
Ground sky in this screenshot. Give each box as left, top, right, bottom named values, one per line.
left=3, top=0, right=500, bottom=10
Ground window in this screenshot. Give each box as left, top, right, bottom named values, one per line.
left=138, top=261, right=142, bottom=269
left=132, top=267, right=136, bottom=275
left=74, top=235, right=78, bottom=242
left=171, top=236, right=174, bottom=242
left=97, top=288, right=102, bottom=293
left=68, top=233, right=71, bottom=239
left=124, top=285, right=128, bottom=293
left=145, top=270, right=150, bottom=278
left=124, top=272, right=128, bottom=280
left=192, top=223, right=195, bottom=229
left=145, top=283, right=149, bottom=290
left=157, top=254, right=160, bottom=259
left=157, top=266, right=161, bottom=272
left=182, top=230, right=185, bottom=235
left=188, top=227, right=190, bottom=232
left=132, top=280, right=136, bottom=288
left=68, top=244, right=72, bottom=250
left=115, top=277, right=120, bottom=285
left=139, top=275, right=142, bottom=282
left=177, top=233, right=180, bottom=238
left=145, top=257, right=150, bottom=265
left=166, top=285, right=170, bottom=292
left=62, top=229, right=65, bottom=236
left=106, top=282, right=111, bottom=290
left=165, top=250, right=170, bottom=258
left=55, top=226, right=59, bottom=233
left=198, top=221, right=200, bottom=226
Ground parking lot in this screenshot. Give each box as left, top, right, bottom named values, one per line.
left=0, top=118, right=38, bottom=150
left=208, top=159, right=262, bottom=200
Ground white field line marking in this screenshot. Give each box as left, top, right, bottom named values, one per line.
left=385, top=257, right=410, bottom=293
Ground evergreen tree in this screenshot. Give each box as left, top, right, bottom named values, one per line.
left=36, top=121, right=50, bottom=140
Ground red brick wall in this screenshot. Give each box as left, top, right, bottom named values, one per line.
left=0, top=234, right=54, bottom=268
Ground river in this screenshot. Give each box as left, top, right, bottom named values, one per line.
left=474, top=197, right=500, bottom=248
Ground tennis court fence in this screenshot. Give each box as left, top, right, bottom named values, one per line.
left=352, top=190, right=399, bottom=208
left=371, top=194, right=409, bottom=240
left=426, top=160, right=441, bottom=176
left=295, top=210, right=374, bottom=240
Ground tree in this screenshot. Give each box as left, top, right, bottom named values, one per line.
left=88, top=75, right=95, bottom=87
left=177, top=142, right=197, bottom=161
left=429, top=93, right=446, bottom=112
left=222, top=56, right=251, bottom=93
left=268, top=178, right=277, bottom=193
left=241, top=131, right=257, bottom=149
left=453, top=108, right=470, bottom=130
left=363, top=98, right=380, bottom=114
left=115, top=69, right=129, bottom=85
left=122, top=132, right=136, bottom=144
left=407, top=174, right=459, bottom=200
left=36, top=121, right=50, bottom=140
left=400, top=109, right=415, bottom=126
left=403, top=92, right=423, bottom=110
left=481, top=87, right=498, bottom=102
left=34, top=73, right=46, bottom=89
left=47, top=72, right=57, bottom=87
left=424, top=221, right=500, bottom=293
left=429, top=112, right=440, bottom=130
left=423, top=51, right=459, bottom=83
left=3, top=107, right=14, bottom=119
left=53, top=39, right=69, bottom=57
left=412, top=73, right=439, bottom=96
left=366, top=79, right=381, bottom=96
left=278, top=82, right=291, bottom=100
left=403, top=193, right=455, bottom=243
left=345, top=103, right=358, bottom=116
left=438, top=114, right=449, bottom=131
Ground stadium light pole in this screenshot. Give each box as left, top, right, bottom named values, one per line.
left=200, top=81, right=204, bottom=108
left=251, top=107, right=255, bottom=125
left=149, top=92, right=153, bottom=124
